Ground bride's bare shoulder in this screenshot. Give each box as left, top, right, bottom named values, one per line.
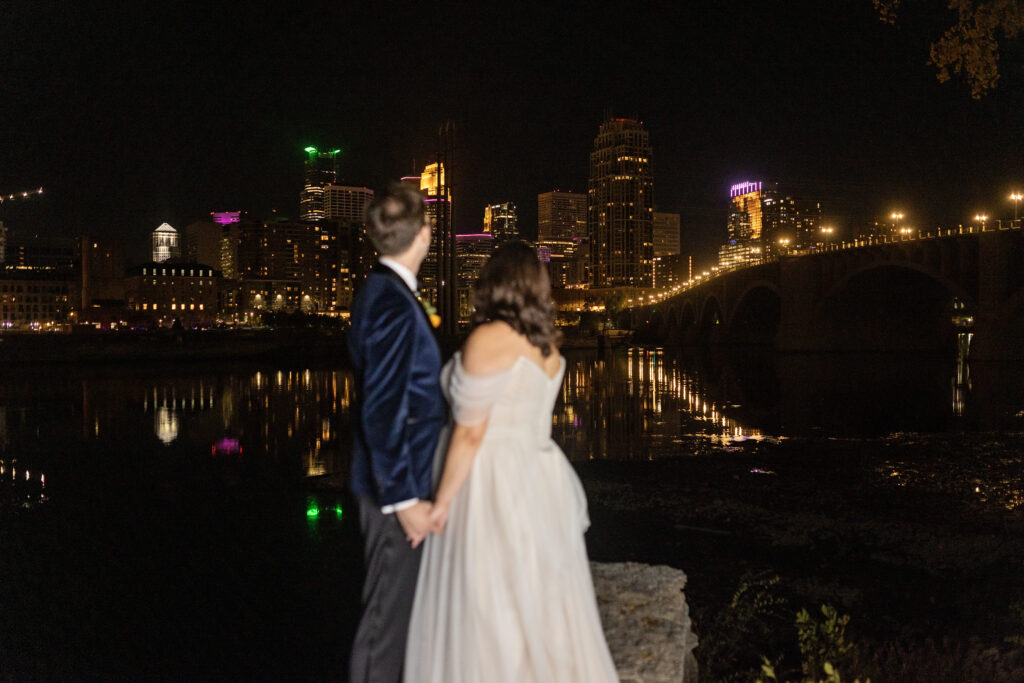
left=461, top=321, right=524, bottom=375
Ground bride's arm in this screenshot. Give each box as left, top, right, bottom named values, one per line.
left=429, top=323, right=517, bottom=533
left=430, top=419, right=488, bottom=532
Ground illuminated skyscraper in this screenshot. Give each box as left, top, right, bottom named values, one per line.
left=483, top=202, right=518, bottom=245
left=299, top=147, right=339, bottom=222
left=588, top=117, right=654, bottom=287
left=652, top=212, right=680, bottom=256
left=723, top=180, right=821, bottom=264
left=152, top=223, right=180, bottom=263
left=538, top=191, right=586, bottom=241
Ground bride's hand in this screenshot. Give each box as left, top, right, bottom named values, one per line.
left=429, top=501, right=450, bottom=534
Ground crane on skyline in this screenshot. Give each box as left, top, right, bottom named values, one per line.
left=0, top=187, right=44, bottom=205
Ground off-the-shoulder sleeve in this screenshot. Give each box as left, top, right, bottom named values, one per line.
left=447, top=355, right=513, bottom=426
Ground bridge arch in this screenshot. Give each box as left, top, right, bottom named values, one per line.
left=822, top=261, right=975, bottom=310
left=696, top=295, right=724, bottom=344
left=817, top=263, right=968, bottom=352
left=727, top=281, right=783, bottom=344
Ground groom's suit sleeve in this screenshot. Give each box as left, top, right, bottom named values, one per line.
left=360, top=292, right=420, bottom=509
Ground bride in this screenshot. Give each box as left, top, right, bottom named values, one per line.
left=404, top=241, right=619, bottom=682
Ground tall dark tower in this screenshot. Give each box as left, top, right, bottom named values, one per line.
left=299, top=147, right=339, bottom=221
left=435, top=121, right=457, bottom=336
left=588, top=117, right=654, bottom=287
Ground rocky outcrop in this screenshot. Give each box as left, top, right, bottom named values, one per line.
left=592, top=562, right=699, bottom=683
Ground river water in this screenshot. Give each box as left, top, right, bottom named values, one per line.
left=1, top=347, right=1022, bottom=676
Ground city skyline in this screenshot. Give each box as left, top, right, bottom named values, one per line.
left=2, top=1, right=1023, bottom=268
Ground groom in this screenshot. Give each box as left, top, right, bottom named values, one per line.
left=348, top=182, right=445, bottom=683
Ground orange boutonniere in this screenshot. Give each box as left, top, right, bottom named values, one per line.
left=416, top=293, right=442, bottom=329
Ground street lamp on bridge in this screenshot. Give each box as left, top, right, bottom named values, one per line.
left=974, top=213, right=988, bottom=230
left=891, top=212, right=904, bottom=239
left=1009, top=193, right=1022, bottom=228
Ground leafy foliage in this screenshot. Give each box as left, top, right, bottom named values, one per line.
left=874, top=0, right=1024, bottom=97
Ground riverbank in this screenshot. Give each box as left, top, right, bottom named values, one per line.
left=578, top=434, right=1024, bottom=681
left=0, top=328, right=614, bottom=364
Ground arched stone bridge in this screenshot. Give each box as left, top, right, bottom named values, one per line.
left=628, top=228, right=1024, bottom=361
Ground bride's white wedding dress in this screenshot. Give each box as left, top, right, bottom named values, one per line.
left=404, top=352, right=619, bottom=682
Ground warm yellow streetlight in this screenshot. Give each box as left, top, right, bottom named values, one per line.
left=1010, top=193, right=1022, bottom=226
left=974, top=213, right=988, bottom=229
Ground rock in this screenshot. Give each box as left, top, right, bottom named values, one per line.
left=592, top=562, right=699, bottom=683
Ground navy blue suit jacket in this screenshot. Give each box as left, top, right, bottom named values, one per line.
left=348, top=263, right=445, bottom=507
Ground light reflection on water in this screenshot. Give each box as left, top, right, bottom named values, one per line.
left=0, top=347, right=1021, bottom=508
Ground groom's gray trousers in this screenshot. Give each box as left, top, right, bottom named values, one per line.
left=349, top=495, right=423, bottom=683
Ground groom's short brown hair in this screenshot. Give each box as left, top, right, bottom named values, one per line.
left=364, top=182, right=428, bottom=256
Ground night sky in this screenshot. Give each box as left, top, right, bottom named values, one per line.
left=3, top=0, right=1023, bottom=266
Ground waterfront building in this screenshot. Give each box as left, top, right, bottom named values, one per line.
left=483, top=202, right=518, bottom=245
left=538, top=191, right=586, bottom=241
left=152, top=223, right=180, bottom=263
left=0, top=267, right=74, bottom=329
left=299, top=147, right=339, bottom=222
left=653, top=212, right=680, bottom=257
left=588, top=117, right=654, bottom=287
left=235, top=220, right=339, bottom=314
left=455, top=233, right=494, bottom=322
left=124, top=262, right=220, bottom=326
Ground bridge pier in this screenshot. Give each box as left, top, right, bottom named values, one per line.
left=972, top=231, right=1024, bottom=361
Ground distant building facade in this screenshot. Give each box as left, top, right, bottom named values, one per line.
left=0, top=268, right=74, bottom=329
left=7, top=234, right=77, bottom=269
left=588, top=117, right=654, bottom=287
left=538, top=191, right=587, bottom=241
left=652, top=211, right=680, bottom=256
left=184, top=221, right=222, bottom=267
left=124, top=262, right=220, bottom=325
left=537, top=238, right=587, bottom=288
left=235, top=220, right=338, bottom=314
left=80, top=237, right=125, bottom=312
left=455, top=233, right=494, bottom=322
left=323, top=184, right=375, bottom=308
left=483, top=202, right=518, bottom=245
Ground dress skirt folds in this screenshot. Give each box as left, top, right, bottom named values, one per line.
left=404, top=354, right=619, bottom=683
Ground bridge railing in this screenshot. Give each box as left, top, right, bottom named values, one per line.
left=625, top=219, right=1022, bottom=310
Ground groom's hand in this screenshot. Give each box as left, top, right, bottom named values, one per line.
left=396, top=501, right=433, bottom=548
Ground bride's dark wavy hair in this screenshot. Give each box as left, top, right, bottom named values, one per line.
left=471, top=240, right=562, bottom=356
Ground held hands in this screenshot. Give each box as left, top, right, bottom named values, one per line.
left=396, top=501, right=433, bottom=548
left=395, top=500, right=452, bottom=548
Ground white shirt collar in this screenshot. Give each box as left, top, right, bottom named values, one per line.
left=378, top=257, right=418, bottom=293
